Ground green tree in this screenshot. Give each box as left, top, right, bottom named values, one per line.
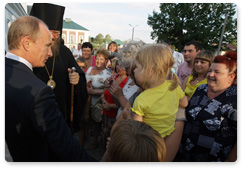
left=94, top=33, right=104, bottom=47
left=147, top=3, right=237, bottom=51
left=104, top=34, right=112, bottom=43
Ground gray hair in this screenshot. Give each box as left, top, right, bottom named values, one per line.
left=117, top=40, right=146, bottom=68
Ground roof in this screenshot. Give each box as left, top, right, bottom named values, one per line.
left=109, top=39, right=125, bottom=45
left=63, top=19, right=89, bottom=31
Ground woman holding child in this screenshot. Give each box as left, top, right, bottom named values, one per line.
left=103, top=44, right=188, bottom=162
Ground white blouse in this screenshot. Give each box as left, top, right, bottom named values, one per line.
left=85, top=67, right=111, bottom=107
left=116, top=77, right=139, bottom=119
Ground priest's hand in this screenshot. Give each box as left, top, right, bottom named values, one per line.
left=68, top=68, right=80, bottom=85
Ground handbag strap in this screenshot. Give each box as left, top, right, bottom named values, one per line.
left=93, top=96, right=102, bottom=106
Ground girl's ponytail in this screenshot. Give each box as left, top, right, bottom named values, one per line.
left=168, top=68, right=180, bottom=91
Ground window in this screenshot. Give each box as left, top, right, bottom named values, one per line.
left=79, top=35, right=84, bottom=43
left=70, top=35, right=75, bottom=43
left=7, top=19, right=11, bottom=29
left=62, top=34, right=66, bottom=43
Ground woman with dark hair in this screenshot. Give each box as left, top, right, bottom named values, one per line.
left=175, top=51, right=237, bottom=162
left=107, top=41, right=118, bottom=53
left=81, top=42, right=96, bottom=72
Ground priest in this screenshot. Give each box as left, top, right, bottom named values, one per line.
left=30, top=3, right=88, bottom=135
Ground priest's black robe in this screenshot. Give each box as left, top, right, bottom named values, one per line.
left=33, top=44, right=88, bottom=132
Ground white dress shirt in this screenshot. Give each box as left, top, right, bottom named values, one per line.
left=72, top=49, right=82, bottom=60
left=6, top=52, right=33, bottom=71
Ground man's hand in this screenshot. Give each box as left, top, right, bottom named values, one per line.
left=108, top=82, right=123, bottom=98
left=68, top=68, right=80, bottom=85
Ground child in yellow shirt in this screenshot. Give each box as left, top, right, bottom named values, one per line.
left=131, top=44, right=188, bottom=138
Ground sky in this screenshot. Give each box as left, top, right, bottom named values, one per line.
left=52, top=2, right=160, bottom=44
left=24, top=1, right=238, bottom=44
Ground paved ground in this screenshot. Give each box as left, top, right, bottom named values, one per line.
left=74, top=132, right=104, bottom=161
left=84, top=137, right=104, bottom=161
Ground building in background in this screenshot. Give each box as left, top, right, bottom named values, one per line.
left=62, top=18, right=89, bottom=50
left=5, top=3, right=89, bottom=52
left=5, top=3, right=27, bottom=51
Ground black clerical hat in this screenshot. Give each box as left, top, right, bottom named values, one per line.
left=30, top=3, right=65, bottom=34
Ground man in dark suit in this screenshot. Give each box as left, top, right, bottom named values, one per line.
left=5, top=16, right=96, bottom=162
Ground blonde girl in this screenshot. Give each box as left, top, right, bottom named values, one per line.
left=131, top=44, right=188, bottom=138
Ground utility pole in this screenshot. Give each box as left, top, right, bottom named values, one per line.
left=129, top=24, right=138, bottom=41
left=217, top=13, right=228, bottom=55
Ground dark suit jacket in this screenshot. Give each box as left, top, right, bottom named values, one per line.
left=5, top=57, right=96, bottom=162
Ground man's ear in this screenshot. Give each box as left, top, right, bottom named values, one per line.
left=21, top=36, right=32, bottom=51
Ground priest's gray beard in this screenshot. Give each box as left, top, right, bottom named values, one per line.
left=51, top=37, right=61, bottom=56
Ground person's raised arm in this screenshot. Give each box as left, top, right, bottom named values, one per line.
left=132, top=112, right=143, bottom=122
left=108, top=81, right=130, bottom=109
left=181, top=76, right=188, bottom=91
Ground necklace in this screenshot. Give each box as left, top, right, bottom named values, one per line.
left=196, top=77, right=203, bottom=83
left=45, top=55, right=56, bottom=89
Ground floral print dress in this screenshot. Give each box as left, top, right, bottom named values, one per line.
left=175, top=84, right=237, bottom=162
left=85, top=67, right=111, bottom=107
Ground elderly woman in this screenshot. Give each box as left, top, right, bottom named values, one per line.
left=84, top=48, right=111, bottom=149
left=175, top=51, right=237, bottom=162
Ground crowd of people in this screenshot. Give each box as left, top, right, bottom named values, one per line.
left=5, top=3, right=237, bottom=162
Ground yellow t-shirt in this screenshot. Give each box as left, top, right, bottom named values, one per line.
left=131, top=80, right=185, bottom=138
left=184, top=75, right=207, bottom=98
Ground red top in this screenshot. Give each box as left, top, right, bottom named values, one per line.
left=103, top=75, right=129, bottom=118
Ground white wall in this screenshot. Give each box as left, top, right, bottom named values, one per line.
left=5, top=3, right=27, bottom=51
